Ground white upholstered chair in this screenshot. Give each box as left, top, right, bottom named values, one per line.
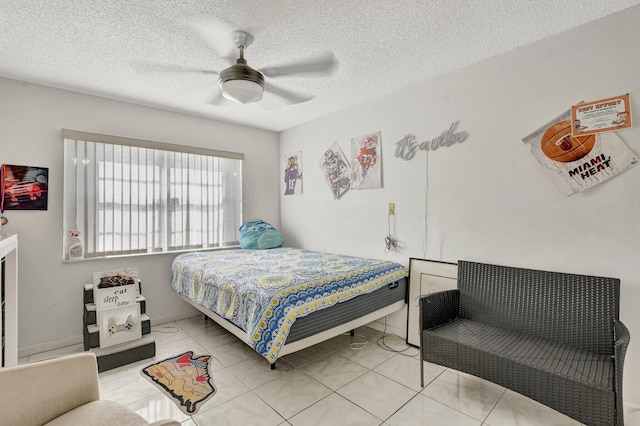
left=0, top=352, right=179, bottom=426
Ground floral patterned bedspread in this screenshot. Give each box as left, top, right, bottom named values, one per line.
left=170, top=247, right=407, bottom=363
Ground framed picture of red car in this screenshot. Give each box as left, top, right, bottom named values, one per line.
left=1, top=164, right=49, bottom=210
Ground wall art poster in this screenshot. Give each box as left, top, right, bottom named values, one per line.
left=1, top=164, right=48, bottom=210
left=283, top=151, right=303, bottom=195
left=350, top=132, right=382, bottom=190
left=319, top=142, right=350, bottom=199
left=98, top=304, right=142, bottom=348
left=522, top=109, right=638, bottom=196
left=571, top=94, right=632, bottom=137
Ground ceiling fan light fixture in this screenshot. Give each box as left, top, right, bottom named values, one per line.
left=220, top=78, right=263, bottom=104
left=219, top=62, right=265, bottom=104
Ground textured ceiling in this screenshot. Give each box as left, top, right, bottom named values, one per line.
left=1, top=1, right=639, bottom=132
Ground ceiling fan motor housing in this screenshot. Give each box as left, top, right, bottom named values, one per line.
left=219, top=61, right=265, bottom=87
left=219, top=62, right=265, bottom=103
left=219, top=31, right=265, bottom=103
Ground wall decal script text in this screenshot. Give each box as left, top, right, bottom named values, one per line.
left=394, top=121, right=469, bottom=161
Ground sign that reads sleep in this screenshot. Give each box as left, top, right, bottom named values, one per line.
left=95, top=284, right=137, bottom=310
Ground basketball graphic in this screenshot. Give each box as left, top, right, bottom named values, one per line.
left=541, top=120, right=596, bottom=163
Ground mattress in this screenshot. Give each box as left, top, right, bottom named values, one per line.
left=171, top=247, right=408, bottom=362
left=285, top=277, right=407, bottom=343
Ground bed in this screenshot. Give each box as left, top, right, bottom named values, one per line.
left=171, top=247, right=408, bottom=367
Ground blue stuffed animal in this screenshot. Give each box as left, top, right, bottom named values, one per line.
left=239, top=220, right=284, bottom=249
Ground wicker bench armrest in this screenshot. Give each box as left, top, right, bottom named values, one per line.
left=419, top=290, right=460, bottom=330
left=613, top=319, right=630, bottom=352
left=613, top=319, right=630, bottom=426
left=419, top=289, right=460, bottom=388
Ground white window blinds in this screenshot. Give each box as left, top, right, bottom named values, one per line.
left=63, top=130, right=243, bottom=260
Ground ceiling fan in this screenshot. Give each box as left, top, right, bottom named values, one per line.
left=219, top=31, right=264, bottom=103
left=134, top=28, right=338, bottom=107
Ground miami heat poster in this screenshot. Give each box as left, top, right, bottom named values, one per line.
left=350, top=132, right=382, bottom=190
left=522, top=109, right=637, bottom=196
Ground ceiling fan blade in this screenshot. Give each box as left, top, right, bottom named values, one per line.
left=260, top=51, right=338, bottom=78
left=264, top=82, right=314, bottom=105
left=131, top=60, right=219, bottom=75
left=187, top=16, right=239, bottom=61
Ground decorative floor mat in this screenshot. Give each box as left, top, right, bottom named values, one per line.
left=141, top=351, right=216, bottom=415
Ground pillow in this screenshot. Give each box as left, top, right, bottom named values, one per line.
left=239, top=220, right=284, bottom=249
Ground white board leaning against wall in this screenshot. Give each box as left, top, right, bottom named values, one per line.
left=406, top=258, right=457, bottom=347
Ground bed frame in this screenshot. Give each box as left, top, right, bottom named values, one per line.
left=176, top=278, right=407, bottom=369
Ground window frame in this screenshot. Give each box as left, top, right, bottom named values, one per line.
left=62, top=129, right=244, bottom=261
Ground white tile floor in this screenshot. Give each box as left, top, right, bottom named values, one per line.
left=27, top=315, right=591, bottom=425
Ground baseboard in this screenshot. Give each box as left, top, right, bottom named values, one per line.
left=367, top=318, right=405, bottom=339
left=18, top=309, right=198, bottom=358
left=150, top=308, right=199, bottom=326
left=365, top=306, right=408, bottom=341
left=19, top=308, right=394, bottom=358
left=19, top=335, right=84, bottom=358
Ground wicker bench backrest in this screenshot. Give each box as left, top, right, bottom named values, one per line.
left=457, top=260, right=620, bottom=355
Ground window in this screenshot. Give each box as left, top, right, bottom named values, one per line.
left=63, top=130, right=243, bottom=260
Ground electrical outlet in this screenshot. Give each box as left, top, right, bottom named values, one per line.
left=388, top=203, right=395, bottom=215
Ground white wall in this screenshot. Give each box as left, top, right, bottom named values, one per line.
left=2, top=3, right=639, bottom=406
left=280, top=6, right=640, bottom=404
left=0, top=77, right=280, bottom=355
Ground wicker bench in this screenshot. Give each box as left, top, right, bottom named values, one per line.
left=420, top=260, right=630, bottom=426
